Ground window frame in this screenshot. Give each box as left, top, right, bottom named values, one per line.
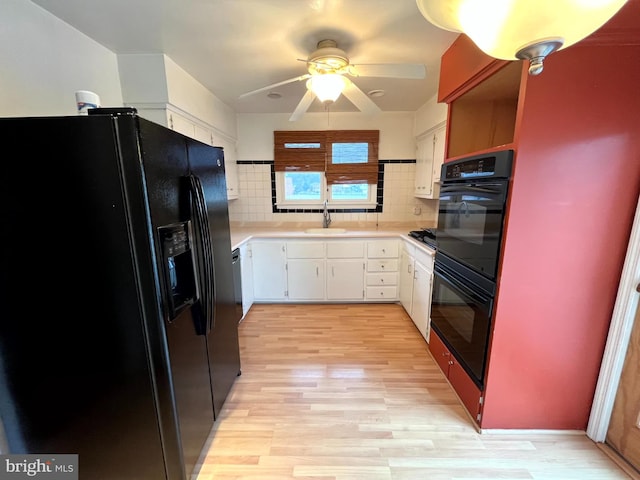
left=275, top=171, right=377, bottom=209
left=273, top=130, right=379, bottom=209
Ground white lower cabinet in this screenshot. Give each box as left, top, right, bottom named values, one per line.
left=399, top=244, right=416, bottom=314
left=239, top=243, right=254, bottom=317
left=326, top=260, right=365, bottom=300
left=286, top=241, right=326, bottom=301
left=249, top=237, right=413, bottom=304
left=399, top=239, right=435, bottom=342
left=251, top=241, right=287, bottom=301
left=325, top=241, right=365, bottom=301
left=365, top=240, right=400, bottom=301
left=288, top=260, right=325, bottom=300
left=411, top=260, right=433, bottom=341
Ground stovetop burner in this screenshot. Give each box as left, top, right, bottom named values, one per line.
left=408, top=228, right=437, bottom=249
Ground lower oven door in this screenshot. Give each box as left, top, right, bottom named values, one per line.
left=430, top=258, right=494, bottom=389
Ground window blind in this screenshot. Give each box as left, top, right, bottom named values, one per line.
left=274, top=130, right=379, bottom=184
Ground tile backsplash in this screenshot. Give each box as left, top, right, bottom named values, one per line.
left=228, top=161, right=438, bottom=228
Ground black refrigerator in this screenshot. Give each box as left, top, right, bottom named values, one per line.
left=0, top=108, right=241, bottom=479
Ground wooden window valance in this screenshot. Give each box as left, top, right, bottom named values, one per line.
left=274, top=130, right=379, bottom=184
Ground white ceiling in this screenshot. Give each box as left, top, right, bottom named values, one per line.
left=31, top=0, right=458, bottom=116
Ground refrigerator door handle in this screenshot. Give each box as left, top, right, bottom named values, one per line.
left=190, top=174, right=217, bottom=332
left=186, top=174, right=213, bottom=334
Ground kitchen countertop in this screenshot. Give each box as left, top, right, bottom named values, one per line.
left=229, top=224, right=436, bottom=255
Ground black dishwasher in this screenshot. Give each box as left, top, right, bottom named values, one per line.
left=231, top=248, right=243, bottom=323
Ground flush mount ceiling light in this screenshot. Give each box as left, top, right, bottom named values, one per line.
left=415, top=0, right=628, bottom=75
left=306, top=74, right=348, bottom=103
left=368, top=89, right=386, bottom=98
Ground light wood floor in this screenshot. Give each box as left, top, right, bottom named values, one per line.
left=195, top=303, right=635, bottom=480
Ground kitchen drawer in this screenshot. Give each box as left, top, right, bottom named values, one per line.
left=286, top=241, right=325, bottom=258
left=326, top=240, right=364, bottom=258
left=366, top=272, right=398, bottom=286
left=366, top=286, right=398, bottom=300
left=367, top=259, right=399, bottom=272
left=367, top=240, right=399, bottom=258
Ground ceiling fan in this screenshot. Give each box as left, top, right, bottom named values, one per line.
left=238, top=39, right=427, bottom=121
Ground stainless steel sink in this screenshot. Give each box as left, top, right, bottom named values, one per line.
left=304, top=228, right=347, bottom=234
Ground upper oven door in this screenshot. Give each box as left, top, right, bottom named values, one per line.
left=436, top=179, right=509, bottom=280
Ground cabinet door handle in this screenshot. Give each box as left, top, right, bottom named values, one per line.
left=316, top=266, right=319, bottom=277
left=332, top=266, right=335, bottom=277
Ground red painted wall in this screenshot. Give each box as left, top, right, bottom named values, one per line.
left=481, top=43, right=640, bottom=429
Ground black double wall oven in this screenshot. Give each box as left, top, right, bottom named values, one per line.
left=430, top=149, right=513, bottom=389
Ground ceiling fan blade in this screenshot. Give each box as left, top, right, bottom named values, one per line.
left=349, top=63, right=426, bottom=79
left=289, top=90, right=316, bottom=122
left=238, top=74, right=311, bottom=99
left=341, top=78, right=381, bottom=116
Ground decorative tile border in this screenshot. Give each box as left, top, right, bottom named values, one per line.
left=236, top=159, right=415, bottom=214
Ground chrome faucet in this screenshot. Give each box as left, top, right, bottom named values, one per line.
left=322, top=200, right=332, bottom=228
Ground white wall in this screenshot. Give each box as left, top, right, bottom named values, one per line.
left=0, top=0, right=123, bottom=116
left=237, top=112, right=416, bottom=160
left=414, top=94, right=448, bottom=136
left=165, top=57, right=237, bottom=138
left=230, top=111, right=439, bottom=227
left=118, top=53, right=238, bottom=139
left=0, top=2, right=237, bottom=140
left=0, top=1, right=444, bottom=227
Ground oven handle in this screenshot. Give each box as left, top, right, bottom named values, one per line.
left=435, top=263, right=492, bottom=308
left=440, top=183, right=505, bottom=196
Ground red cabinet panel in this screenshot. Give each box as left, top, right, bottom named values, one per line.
left=448, top=359, right=482, bottom=423
left=438, top=0, right=640, bottom=430
left=429, top=330, right=483, bottom=425
left=428, top=328, right=451, bottom=374
left=438, top=34, right=509, bottom=104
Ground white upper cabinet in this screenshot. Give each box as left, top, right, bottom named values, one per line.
left=134, top=105, right=240, bottom=201
left=432, top=124, right=446, bottom=184
left=212, top=135, right=239, bottom=201
left=414, top=123, right=446, bottom=199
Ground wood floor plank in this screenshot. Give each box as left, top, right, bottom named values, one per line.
left=196, top=304, right=634, bottom=479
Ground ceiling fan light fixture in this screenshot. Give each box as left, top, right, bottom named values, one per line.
left=415, top=0, right=628, bottom=74
left=306, top=74, right=348, bottom=103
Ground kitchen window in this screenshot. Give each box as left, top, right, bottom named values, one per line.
left=274, top=130, right=379, bottom=208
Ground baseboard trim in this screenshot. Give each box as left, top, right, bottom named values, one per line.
left=479, top=428, right=586, bottom=435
